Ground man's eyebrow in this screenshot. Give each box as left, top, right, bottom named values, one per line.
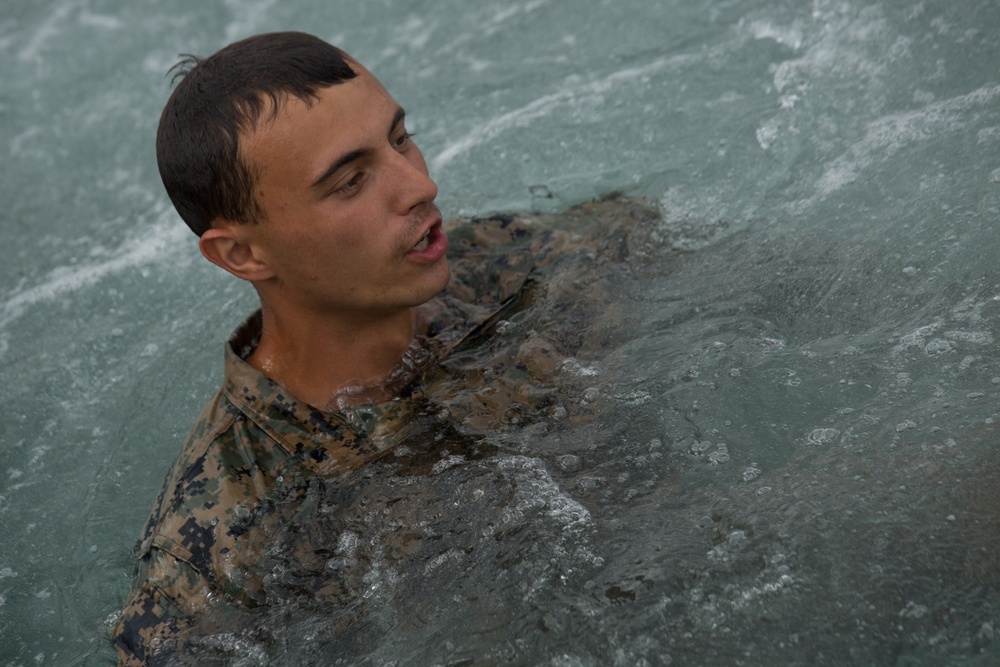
left=389, top=107, right=406, bottom=134
left=310, top=106, right=408, bottom=191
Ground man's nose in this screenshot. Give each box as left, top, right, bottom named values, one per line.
left=390, top=148, right=438, bottom=214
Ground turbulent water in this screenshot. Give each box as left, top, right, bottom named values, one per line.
left=2, top=0, right=1000, bottom=665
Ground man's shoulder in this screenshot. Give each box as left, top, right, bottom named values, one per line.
left=444, top=212, right=537, bottom=255
left=134, top=388, right=271, bottom=564
left=445, top=193, right=661, bottom=274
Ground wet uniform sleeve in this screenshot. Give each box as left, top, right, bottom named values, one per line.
left=110, top=548, right=208, bottom=666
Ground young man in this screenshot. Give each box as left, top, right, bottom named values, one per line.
left=111, top=30, right=655, bottom=666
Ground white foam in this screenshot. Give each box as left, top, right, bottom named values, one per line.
left=78, top=12, right=124, bottom=31
left=483, top=0, right=552, bottom=38
left=17, top=0, right=73, bottom=62
left=977, top=127, right=1000, bottom=144
left=0, top=217, right=189, bottom=331
left=807, top=84, right=1000, bottom=204
left=745, top=19, right=804, bottom=50
left=431, top=54, right=694, bottom=171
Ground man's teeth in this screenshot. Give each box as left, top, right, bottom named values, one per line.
left=413, top=231, right=430, bottom=252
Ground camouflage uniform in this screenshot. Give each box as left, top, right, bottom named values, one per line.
left=110, top=195, right=661, bottom=665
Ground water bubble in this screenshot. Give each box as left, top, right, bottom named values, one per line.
left=708, top=450, right=730, bottom=465
left=495, top=320, right=515, bottom=335
left=582, top=387, right=600, bottom=403
left=899, top=601, right=929, bottom=619
left=924, top=339, right=953, bottom=354
left=727, top=530, right=747, bottom=545
left=742, top=466, right=762, bottom=482
left=561, top=358, right=601, bottom=376
left=558, top=454, right=582, bottom=472
left=806, top=428, right=840, bottom=445
left=431, top=455, right=465, bottom=474
left=689, top=441, right=713, bottom=455
left=946, top=330, right=994, bottom=345
left=895, top=420, right=916, bottom=433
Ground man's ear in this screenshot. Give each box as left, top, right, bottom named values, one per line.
left=199, top=225, right=274, bottom=282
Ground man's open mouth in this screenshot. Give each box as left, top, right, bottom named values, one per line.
left=406, top=212, right=448, bottom=261
left=412, top=229, right=431, bottom=252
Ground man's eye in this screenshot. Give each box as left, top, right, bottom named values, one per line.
left=393, top=131, right=414, bottom=149
left=337, top=172, right=365, bottom=194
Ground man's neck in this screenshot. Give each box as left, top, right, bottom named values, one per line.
left=247, top=302, right=417, bottom=410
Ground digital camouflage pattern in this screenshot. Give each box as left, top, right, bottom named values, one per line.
left=110, top=194, right=663, bottom=665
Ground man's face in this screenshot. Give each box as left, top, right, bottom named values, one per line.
left=234, top=66, right=450, bottom=321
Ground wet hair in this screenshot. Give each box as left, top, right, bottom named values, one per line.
left=156, top=31, right=358, bottom=236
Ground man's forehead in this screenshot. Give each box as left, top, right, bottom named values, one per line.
left=237, top=64, right=402, bottom=192
left=242, top=65, right=393, bottom=138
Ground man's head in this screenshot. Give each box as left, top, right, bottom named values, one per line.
left=157, top=31, right=357, bottom=237
left=158, top=31, right=450, bottom=319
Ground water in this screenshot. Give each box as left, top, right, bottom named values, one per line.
left=2, top=0, right=1000, bottom=664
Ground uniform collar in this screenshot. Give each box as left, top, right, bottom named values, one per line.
left=219, top=247, right=534, bottom=473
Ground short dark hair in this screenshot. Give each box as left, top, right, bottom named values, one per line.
left=156, top=32, right=358, bottom=236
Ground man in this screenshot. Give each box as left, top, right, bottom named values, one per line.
left=111, top=30, right=657, bottom=665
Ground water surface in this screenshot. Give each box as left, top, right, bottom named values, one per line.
left=1, top=0, right=999, bottom=664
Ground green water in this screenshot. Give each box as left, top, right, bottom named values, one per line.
left=2, top=0, right=1000, bottom=664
